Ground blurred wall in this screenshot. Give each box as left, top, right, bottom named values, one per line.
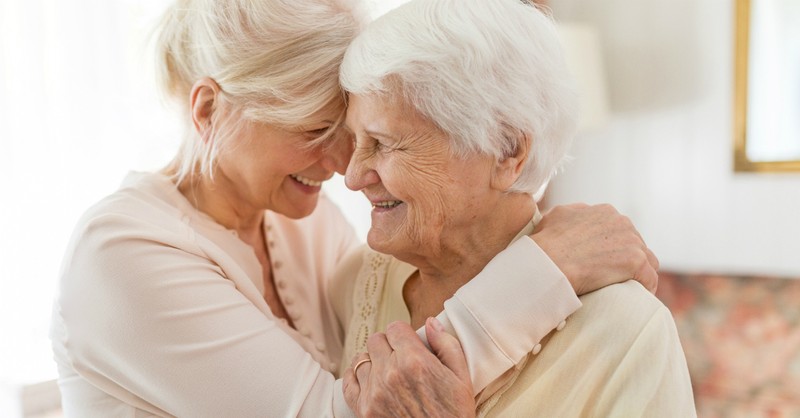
left=546, top=0, right=800, bottom=276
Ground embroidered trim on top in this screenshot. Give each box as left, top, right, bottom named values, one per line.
left=343, top=251, right=392, bottom=363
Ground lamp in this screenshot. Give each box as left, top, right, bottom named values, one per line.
left=535, top=22, right=610, bottom=202
left=557, top=23, right=611, bottom=133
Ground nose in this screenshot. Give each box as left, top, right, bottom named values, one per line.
left=345, top=144, right=380, bottom=192
left=319, top=132, right=354, bottom=175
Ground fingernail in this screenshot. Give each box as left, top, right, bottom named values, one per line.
left=429, top=317, right=444, bottom=332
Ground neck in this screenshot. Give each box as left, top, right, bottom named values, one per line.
left=177, top=172, right=264, bottom=237
left=403, top=194, right=536, bottom=327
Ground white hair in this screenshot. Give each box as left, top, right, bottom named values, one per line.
left=154, top=0, right=367, bottom=184
left=340, top=0, right=579, bottom=194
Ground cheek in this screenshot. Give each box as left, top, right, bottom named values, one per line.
left=387, top=160, right=451, bottom=245
left=272, top=146, right=318, bottom=175
left=389, top=158, right=449, bottom=207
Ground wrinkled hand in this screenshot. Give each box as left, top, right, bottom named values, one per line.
left=531, top=203, right=659, bottom=295
left=343, top=319, right=475, bottom=418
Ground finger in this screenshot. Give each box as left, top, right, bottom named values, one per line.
left=383, top=321, right=429, bottom=354
left=645, top=246, right=660, bottom=272
left=342, top=364, right=361, bottom=411
left=425, top=317, right=472, bottom=389
left=366, top=331, right=393, bottom=364
left=566, top=202, right=590, bottom=210
left=355, top=360, right=372, bottom=383
left=352, top=352, right=373, bottom=382
left=634, top=255, right=659, bottom=294
left=618, top=214, right=646, bottom=243
left=349, top=351, right=369, bottom=369
left=539, top=202, right=585, bottom=221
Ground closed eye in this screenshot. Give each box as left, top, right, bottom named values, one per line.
left=377, top=139, right=407, bottom=153
left=305, top=127, right=330, bottom=137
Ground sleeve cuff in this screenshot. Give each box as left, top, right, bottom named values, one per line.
left=332, top=378, right=356, bottom=418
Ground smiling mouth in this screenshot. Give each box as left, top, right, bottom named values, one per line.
left=372, top=200, right=403, bottom=209
left=290, top=174, right=323, bottom=187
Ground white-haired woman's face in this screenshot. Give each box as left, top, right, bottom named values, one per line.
left=344, top=93, right=497, bottom=259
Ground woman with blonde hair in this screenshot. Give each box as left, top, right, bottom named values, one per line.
left=51, top=0, right=660, bottom=416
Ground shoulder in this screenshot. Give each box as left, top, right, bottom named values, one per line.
left=80, top=172, right=191, bottom=231
left=70, top=182, right=197, bottom=260
left=567, top=280, right=674, bottom=347
left=490, top=280, right=693, bottom=417
left=579, top=280, right=665, bottom=319
left=60, top=176, right=207, bottom=301
left=77, top=174, right=190, bottom=240
left=520, top=280, right=683, bottom=388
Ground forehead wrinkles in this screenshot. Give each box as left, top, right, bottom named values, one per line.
left=348, top=91, right=429, bottom=133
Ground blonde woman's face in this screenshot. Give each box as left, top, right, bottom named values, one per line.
left=344, top=93, right=495, bottom=259
left=214, top=103, right=352, bottom=219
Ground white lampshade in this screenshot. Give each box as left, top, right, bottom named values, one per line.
left=557, top=23, right=611, bottom=133
left=364, top=0, right=410, bottom=18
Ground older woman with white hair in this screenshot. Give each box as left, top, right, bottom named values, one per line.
left=334, top=0, right=696, bottom=416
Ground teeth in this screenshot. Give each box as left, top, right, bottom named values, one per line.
left=373, top=200, right=402, bottom=208
left=290, top=174, right=322, bottom=187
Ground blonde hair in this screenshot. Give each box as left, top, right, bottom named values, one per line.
left=154, top=0, right=366, bottom=184
left=340, top=0, right=578, bottom=194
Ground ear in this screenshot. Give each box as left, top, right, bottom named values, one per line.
left=189, top=77, right=221, bottom=138
left=490, top=131, right=531, bottom=191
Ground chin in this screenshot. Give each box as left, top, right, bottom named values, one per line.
left=366, top=228, right=410, bottom=257
left=278, top=199, right=319, bottom=219
left=366, top=230, right=391, bottom=254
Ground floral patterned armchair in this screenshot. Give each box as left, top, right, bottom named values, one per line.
left=656, top=272, right=800, bottom=417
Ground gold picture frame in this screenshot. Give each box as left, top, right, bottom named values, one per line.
left=734, top=0, right=800, bottom=172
